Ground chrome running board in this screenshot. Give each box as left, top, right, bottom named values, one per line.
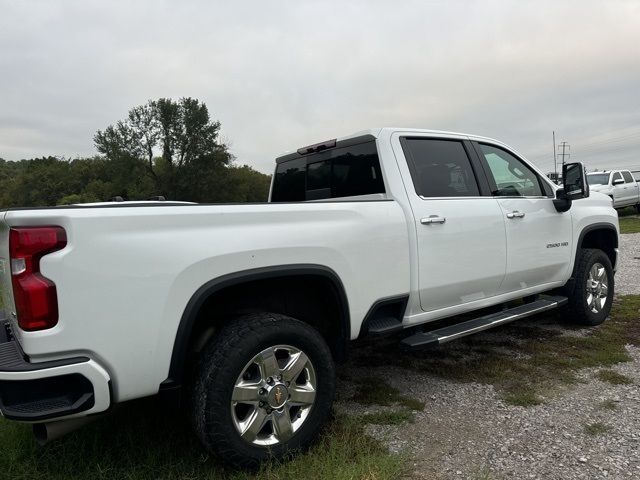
left=401, top=296, right=568, bottom=350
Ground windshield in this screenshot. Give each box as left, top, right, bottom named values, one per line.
left=587, top=173, right=610, bottom=186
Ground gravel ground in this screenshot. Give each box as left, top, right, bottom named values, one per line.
left=616, top=233, right=640, bottom=295
left=338, top=232, right=640, bottom=480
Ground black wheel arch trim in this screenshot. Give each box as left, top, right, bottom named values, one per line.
left=573, top=222, right=619, bottom=275
left=576, top=222, right=618, bottom=249
left=160, top=264, right=350, bottom=391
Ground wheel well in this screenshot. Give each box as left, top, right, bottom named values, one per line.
left=163, top=267, right=349, bottom=391
left=579, top=226, right=617, bottom=267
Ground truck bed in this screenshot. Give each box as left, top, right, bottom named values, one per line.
left=0, top=200, right=410, bottom=402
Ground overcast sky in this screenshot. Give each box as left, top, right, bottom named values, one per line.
left=1, top=0, right=639, bottom=174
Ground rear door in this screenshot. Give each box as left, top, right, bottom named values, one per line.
left=392, top=134, right=507, bottom=312
left=474, top=142, right=572, bottom=292
left=622, top=171, right=639, bottom=206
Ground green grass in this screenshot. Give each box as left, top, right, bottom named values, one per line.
left=619, top=215, right=640, bottom=234
left=618, top=206, right=640, bottom=233
left=502, top=388, right=543, bottom=407
left=618, top=206, right=637, bottom=217
left=471, top=466, right=495, bottom=480
left=351, top=295, right=640, bottom=407
left=351, top=377, right=425, bottom=411
left=0, top=403, right=405, bottom=480
left=358, top=410, right=414, bottom=426
left=596, top=369, right=634, bottom=385
left=349, top=377, right=421, bottom=427
left=583, top=422, right=612, bottom=436
left=599, top=399, right=618, bottom=411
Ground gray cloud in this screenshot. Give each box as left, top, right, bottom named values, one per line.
left=1, top=0, right=639, bottom=174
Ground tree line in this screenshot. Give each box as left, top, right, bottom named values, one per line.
left=0, top=98, right=271, bottom=208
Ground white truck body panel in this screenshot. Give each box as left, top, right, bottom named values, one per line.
left=1, top=201, right=410, bottom=401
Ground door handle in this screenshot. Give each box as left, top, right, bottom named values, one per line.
left=421, top=215, right=446, bottom=225
left=506, top=211, right=525, bottom=219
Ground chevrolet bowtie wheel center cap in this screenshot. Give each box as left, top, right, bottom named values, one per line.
left=265, top=383, right=289, bottom=409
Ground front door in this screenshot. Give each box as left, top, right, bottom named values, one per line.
left=393, top=135, right=507, bottom=312
left=611, top=171, right=626, bottom=206
left=475, top=142, right=572, bottom=292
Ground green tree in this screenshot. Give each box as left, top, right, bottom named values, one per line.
left=0, top=98, right=272, bottom=208
left=94, top=98, right=232, bottom=199
left=2, top=157, right=71, bottom=207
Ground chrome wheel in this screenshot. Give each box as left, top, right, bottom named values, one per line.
left=586, top=262, right=609, bottom=313
left=231, top=345, right=317, bottom=447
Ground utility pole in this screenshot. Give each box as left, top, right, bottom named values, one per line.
left=552, top=131, right=557, bottom=180
left=558, top=141, right=570, bottom=169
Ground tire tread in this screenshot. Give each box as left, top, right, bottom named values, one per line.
left=190, top=312, right=334, bottom=469
left=565, top=248, right=614, bottom=326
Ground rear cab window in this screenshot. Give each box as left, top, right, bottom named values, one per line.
left=271, top=137, right=385, bottom=202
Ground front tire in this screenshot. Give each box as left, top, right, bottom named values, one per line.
left=565, top=248, right=614, bottom=325
left=191, top=313, right=336, bottom=469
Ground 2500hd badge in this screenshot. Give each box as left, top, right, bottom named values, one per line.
left=547, top=241, right=569, bottom=248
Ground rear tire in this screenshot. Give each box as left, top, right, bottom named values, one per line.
left=190, top=313, right=335, bottom=469
left=565, top=248, right=614, bottom=326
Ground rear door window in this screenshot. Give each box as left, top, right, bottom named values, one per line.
left=622, top=171, right=634, bottom=183
left=400, top=138, right=480, bottom=197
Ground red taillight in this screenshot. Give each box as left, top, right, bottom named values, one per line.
left=9, top=226, right=67, bottom=331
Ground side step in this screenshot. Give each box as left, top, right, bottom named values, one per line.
left=401, top=295, right=568, bottom=350
left=367, top=317, right=404, bottom=335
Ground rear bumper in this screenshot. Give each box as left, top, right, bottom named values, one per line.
left=0, top=322, right=111, bottom=422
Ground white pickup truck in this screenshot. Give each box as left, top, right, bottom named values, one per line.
left=587, top=169, right=640, bottom=211
left=0, top=128, right=619, bottom=468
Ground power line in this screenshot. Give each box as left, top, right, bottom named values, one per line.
left=576, top=142, right=640, bottom=156
left=526, top=125, right=640, bottom=160
left=567, top=126, right=640, bottom=148
left=552, top=131, right=557, bottom=178
left=574, top=139, right=640, bottom=155
left=579, top=132, right=640, bottom=149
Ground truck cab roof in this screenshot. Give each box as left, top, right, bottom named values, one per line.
left=277, top=127, right=513, bottom=163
